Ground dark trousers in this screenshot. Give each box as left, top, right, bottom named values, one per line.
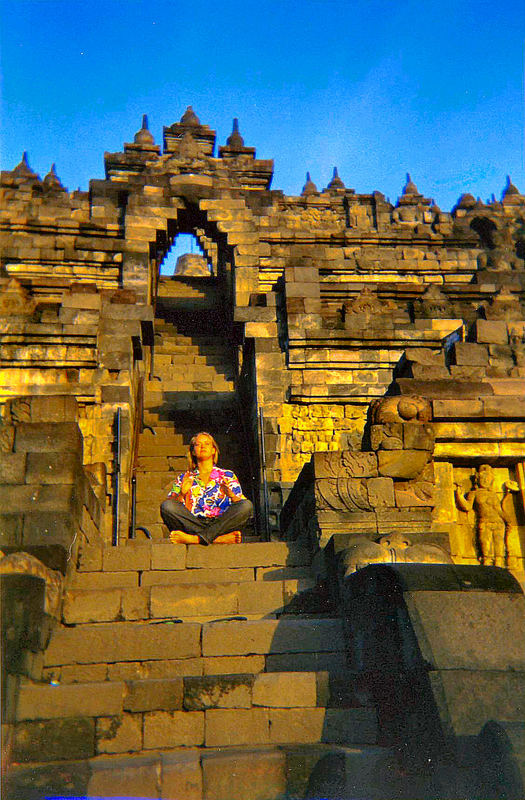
left=160, top=498, right=253, bottom=545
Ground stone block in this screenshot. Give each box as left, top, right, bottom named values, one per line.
left=109, top=658, right=204, bottom=680
left=256, top=566, right=312, bottom=581
left=28, top=396, right=79, bottom=423
left=203, top=655, right=266, bottom=675
left=184, top=674, right=253, bottom=710
left=453, top=342, right=489, bottom=366
left=143, top=709, right=204, bottom=748
left=202, top=749, right=286, bottom=800
left=252, top=671, right=317, bottom=708
left=266, top=652, right=347, bottom=674
left=14, top=423, right=82, bottom=453
left=62, top=588, right=121, bottom=624
left=150, top=583, right=238, bottom=618
left=96, top=713, right=142, bottom=754
left=44, top=621, right=202, bottom=665
left=121, top=587, right=150, bottom=620
left=366, top=477, right=395, bottom=508
left=370, top=423, right=403, bottom=451
left=403, top=423, right=434, bottom=450
left=143, top=567, right=254, bottom=585
left=25, top=452, right=80, bottom=484
left=404, top=591, right=525, bottom=671
left=71, top=571, right=138, bottom=590
left=0, top=514, right=23, bottom=546
left=16, top=681, right=124, bottom=720
left=12, top=717, right=95, bottom=762
left=59, top=664, right=108, bottom=683
left=202, top=619, right=344, bottom=657
left=77, top=544, right=102, bottom=571
left=103, top=545, right=151, bottom=571
left=88, top=755, right=160, bottom=798
left=186, top=541, right=310, bottom=569
left=124, top=678, right=183, bottom=712
left=237, top=581, right=284, bottom=614
left=205, top=708, right=270, bottom=746
left=0, top=452, right=26, bottom=483
left=161, top=751, right=203, bottom=800
left=151, top=542, right=187, bottom=570
left=377, top=449, right=431, bottom=479
left=269, top=707, right=377, bottom=744
left=429, top=670, right=525, bottom=738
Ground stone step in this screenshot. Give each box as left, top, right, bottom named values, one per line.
left=61, top=576, right=320, bottom=624
left=12, top=675, right=377, bottom=766
left=77, top=541, right=311, bottom=573
left=144, top=391, right=237, bottom=410
left=43, top=618, right=345, bottom=669
left=7, top=742, right=403, bottom=800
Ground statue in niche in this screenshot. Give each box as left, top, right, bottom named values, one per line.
left=455, top=464, right=519, bottom=567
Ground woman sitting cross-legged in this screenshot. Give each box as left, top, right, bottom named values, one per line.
left=160, top=431, right=253, bottom=545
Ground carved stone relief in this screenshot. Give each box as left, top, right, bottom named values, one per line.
left=454, top=464, right=523, bottom=567
left=0, top=278, right=37, bottom=317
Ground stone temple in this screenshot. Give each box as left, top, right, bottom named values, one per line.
left=1, top=108, right=525, bottom=798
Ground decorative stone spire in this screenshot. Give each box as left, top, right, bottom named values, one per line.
left=502, top=175, right=523, bottom=205
left=327, top=167, right=345, bottom=191
left=43, top=163, right=64, bottom=190
left=456, top=193, right=477, bottom=210
left=13, top=151, right=37, bottom=178
left=134, top=114, right=155, bottom=146
left=180, top=106, right=200, bottom=126
left=226, top=118, right=244, bottom=150
left=503, top=175, right=520, bottom=196
left=301, top=171, right=317, bottom=196
left=402, top=173, right=419, bottom=196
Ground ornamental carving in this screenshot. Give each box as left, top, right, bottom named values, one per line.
left=485, top=288, right=523, bottom=321
left=369, top=395, right=432, bottom=424
left=315, top=477, right=372, bottom=513
left=6, top=397, right=31, bottom=423
left=414, top=285, right=449, bottom=318
left=0, top=278, right=37, bottom=317
left=281, top=205, right=343, bottom=230
left=344, top=287, right=396, bottom=322
left=313, top=450, right=378, bottom=479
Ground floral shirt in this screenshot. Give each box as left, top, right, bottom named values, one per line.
left=168, top=467, right=244, bottom=518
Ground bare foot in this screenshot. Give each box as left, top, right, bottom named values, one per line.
left=214, top=530, right=242, bottom=544
left=169, top=530, right=200, bottom=545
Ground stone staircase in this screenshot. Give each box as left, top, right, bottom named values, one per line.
left=5, top=540, right=400, bottom=800
left=135, top=282, right=257, bottom=540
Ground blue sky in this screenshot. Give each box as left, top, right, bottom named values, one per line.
left=1, top=0, right=524, bottom=211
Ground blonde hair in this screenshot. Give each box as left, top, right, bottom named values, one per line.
left=188, top=432, right=220, bottom=469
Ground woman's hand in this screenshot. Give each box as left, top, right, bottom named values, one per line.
left=220, top=481, right=239, bottom=502
left=180, top=472, right=193, bottom=497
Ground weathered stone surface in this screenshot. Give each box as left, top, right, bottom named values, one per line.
left=124, top=678, right=183, bottom=711
left=162, top=751, right=203, bottom=800
left=150, top=582, right=238, bottom=618
left=377, top=449, right=431, bottom=479
left=252, top=671, right=317, bottom=707
left=16, top=681, right=124, bottom=719
left=205, top=708, right=270, bottom=746
left=44, top=621, right=202, bottom=665
left=184, top=674, right=253, bottom=710
left=12, top=717, right=95, bottom=762
left=186, top=541, right=310, bottom=569
left=143, top=709, right=204, bottom=748
left=88, top=755, right=159, bottom=798
left=96, top=713, right=142, bottom=754
left=202, top=619, right=344, bottom=656
left=202, top=749, right=286, bottom=800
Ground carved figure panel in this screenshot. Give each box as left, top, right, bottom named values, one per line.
left=454, top=464, right=524, bottom=568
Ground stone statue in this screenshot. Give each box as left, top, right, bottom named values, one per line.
left=455, top=464, right=511, bottom=567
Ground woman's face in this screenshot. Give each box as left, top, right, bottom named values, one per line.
left=192, top=434, right=216, bottom=463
